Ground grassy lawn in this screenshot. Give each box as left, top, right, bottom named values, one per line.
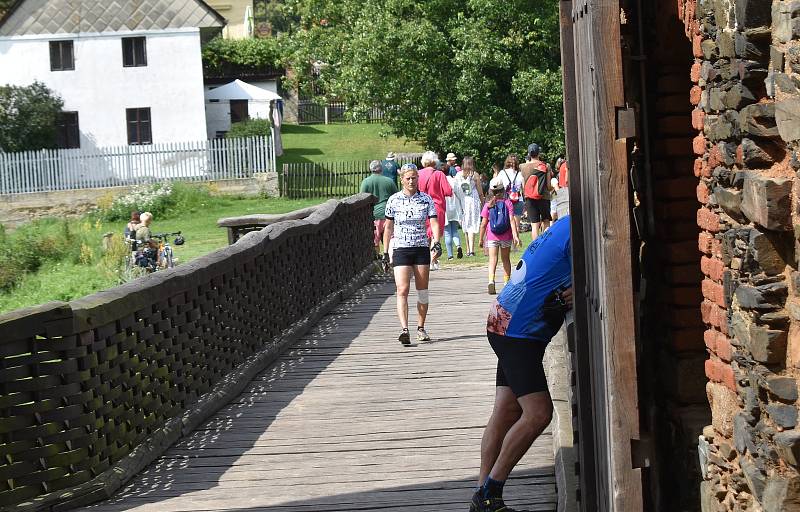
left=431, top=228, right=537, bottom=271
left=278, top=123, right=424, bottom=165
left=0, top=197, right=322, bottom=314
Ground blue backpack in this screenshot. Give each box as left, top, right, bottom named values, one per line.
left=489, top=201, right=511, bottom=235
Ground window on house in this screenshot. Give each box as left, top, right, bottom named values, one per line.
left=49, top=40, right=74, bottom=71
left=122, top=37, right=147, bottom=67
left=55, top=112, right=80, bottom=149
left=230, top=100, right=249, bottom=123
left=126, top=108, right=152, bottom=145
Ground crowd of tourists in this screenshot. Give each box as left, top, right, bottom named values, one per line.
left=359, top=145, right=573, bottom=512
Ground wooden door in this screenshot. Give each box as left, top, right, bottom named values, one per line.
left=559, top=1, right=643, bottom=510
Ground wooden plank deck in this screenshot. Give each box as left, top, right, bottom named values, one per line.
left=83, top=269, right=557, bottom=512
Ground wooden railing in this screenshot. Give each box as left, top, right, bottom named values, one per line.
left=281, top=157, right=421, bottom=199
left=0, top=194, right=376, bottom=511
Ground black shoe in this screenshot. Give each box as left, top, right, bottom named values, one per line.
left=457, top=246, right=463, bottom=259
left=399, top=328, right=411, bottom=346
left=469, top=491, right=524, bottom=512
left=470, top=490, right=522, bottom=512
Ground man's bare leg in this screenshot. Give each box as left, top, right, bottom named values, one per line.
left=488, top=390, right=553, bottom=481
left=479, top=386, right=521, bottom=486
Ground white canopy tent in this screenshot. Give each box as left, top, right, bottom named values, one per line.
left=204, top=79, right=283, bottom=156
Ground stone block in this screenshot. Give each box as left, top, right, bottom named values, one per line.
left=741, top=454, right=767, bottom=501
left=740, top=59, right=770, bottom=90
left=735, top=27, right=772, bottom=60
left=702, top=39, right=719, bottom=60
left=705, top=111, right=740, bottom=141
left=724, top=85, right=757, bottom=110
left=775, top=429, right=800, bottom=466
left=765, top=375, right=799, bottom=402
left=767, top=403, right=798, bottom=428
left=775, top=72, right=799, bottom=95
left=736, top=0, right=772, bottom=29
left=740, top=138, right=782, bottom=168
left=777, top=96, right=800, bottom=142
left=742, top=322, right=788, bottom=364
left=716, top=187, right=743, bottom=220
left=740, top=173, right=792, bottom=231
left=772, top=45, right=786, bottom=72
left=735, top=281, right=788, bottom=309
left=761, top=472, right=800, bottom=510
left=739, top=103, right=779, bottom=139
left=775, top=0, right=800, bottom=43
left=747, top=227, right=792, bottom=275
left=707, top=381, right=739, bottom=438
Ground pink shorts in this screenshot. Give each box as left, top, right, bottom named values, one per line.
left=374, top=219, right=386, bottom=246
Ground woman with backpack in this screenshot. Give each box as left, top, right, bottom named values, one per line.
left=489, top=155, right=525, bottom=240
left=454, top=156, right=485, bottom=256
left=478, top=183, right=520, bottom=295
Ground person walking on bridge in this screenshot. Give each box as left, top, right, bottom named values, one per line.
left=382, top=164, right=442, bottom=346
left=360, top=160, right=398, bottom=257
left=470, top=215, right=573, bottom=512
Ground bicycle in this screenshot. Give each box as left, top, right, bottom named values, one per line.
left=150, top=231, right=184, bottom=269
left=124, top=231, right=184, bottom=274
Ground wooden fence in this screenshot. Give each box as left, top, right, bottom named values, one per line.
left=297, top=100, right=384, bottom=124
left=0, top=195, right=376, bottom=511
left=0, top=133, right=276, bottom=196
left=281, top=158, right=420, bottom=199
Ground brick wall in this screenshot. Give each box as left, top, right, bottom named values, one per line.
left=679, top=0, right=800, bottom=509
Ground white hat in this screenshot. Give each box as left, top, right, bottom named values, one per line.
left=446, top=152, right=457, bottom=161
left=386, top=152, right=396, bottom=160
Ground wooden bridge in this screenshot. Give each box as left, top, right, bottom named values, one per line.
left=80, top=270, right=559, bottom=512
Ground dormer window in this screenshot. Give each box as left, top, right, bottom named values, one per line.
left=122, top=37, right=147, bottom=67
left=49, top=40, right=74, bottom=71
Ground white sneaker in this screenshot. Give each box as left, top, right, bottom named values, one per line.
left=430, top=261, right=440, bottom=270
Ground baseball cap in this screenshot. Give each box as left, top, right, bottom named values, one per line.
left=386, top=152, right=396, bottom=160
left=527, top=143, right=541, bottom=156
left=446, top=152, right=457, bottom=161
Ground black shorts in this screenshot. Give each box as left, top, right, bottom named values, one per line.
left=526, top=198, right=552, bottom=223
left=393, top=246, right=431, bottom=267
left=488, top=331, right=549, bottom=397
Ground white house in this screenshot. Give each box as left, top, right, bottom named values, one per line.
left=0, top=0, right=226, bottom=149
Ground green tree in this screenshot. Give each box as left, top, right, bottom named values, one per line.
left=283, top=0, right=564, bottom=168
left=0, top=82, right=64, bottom=153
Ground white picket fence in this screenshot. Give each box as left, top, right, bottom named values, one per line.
left=0, top=131, right=276, bottom=195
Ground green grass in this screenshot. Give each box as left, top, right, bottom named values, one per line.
left=0, top=198, right=322, bottom=314
left=278, top=123, right=424, bottom=165
left=424, top=227, right=537, bottom=271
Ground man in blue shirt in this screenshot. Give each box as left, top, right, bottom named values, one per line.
left=471, top=215, right=573, bottom=512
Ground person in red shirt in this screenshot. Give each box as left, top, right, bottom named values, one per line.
left=418, top=151, right=453, bottom=242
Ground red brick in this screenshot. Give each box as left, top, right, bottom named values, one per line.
left=705, top=358, right=719, bottom=382
left=693, top=133, right=707, bottom=155
left=710, top=238, right=722, bottom=259
left=697, top=208, right=721, bottom=233
left=690, top=85, right=703, bottom=106
left=700, top=255, right=725, bottom=282
left=702, top=278, right=725, bottom=307
left=692, top=108, right=705, bottom=130
left=699, top=231, right=713, bottom=255
left=704, top=329, right=717, bottom=352
left=694, top=157, right=710, bottom=178
left=693, top=33, right=704, bottom=58
left=700, top=299, right=727, bottom=329
left=690, top=61, right=702, bottom=83
left=716, top=333, right=733, bottom=362
left=719, top=363, right=736, bottom=391
left=697, top=181, right=710, bottom=204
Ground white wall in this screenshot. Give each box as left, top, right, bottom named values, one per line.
left=0, top=28, right=209, bottom=148
left=203, top=79, right=277, bottom=138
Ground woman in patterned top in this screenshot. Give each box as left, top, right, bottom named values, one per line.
left=383, top=164, right=442, bottom=346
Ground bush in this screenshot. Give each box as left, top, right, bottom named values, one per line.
left=202, top=37, right=285, bottom=77
left=226, top=119, right=271, bottom=139
left=98, top=181, right=222, bottom=222
left=0, top=81, right=64, bottom=152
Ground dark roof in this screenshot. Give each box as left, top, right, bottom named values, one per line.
left=0, top=0, right=226, bottom=37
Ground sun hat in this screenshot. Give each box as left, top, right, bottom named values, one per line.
left=446, top=152, right=457, bottom=161
left=386, top=151, right=396, bottom=160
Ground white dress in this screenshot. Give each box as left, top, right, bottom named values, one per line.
left=454, top=171, right=481, bottom=234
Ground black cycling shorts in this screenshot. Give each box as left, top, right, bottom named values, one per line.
left=526, top=198, right=552, bottom=223
left=393, top=246, right=431, bottom=267
left=488, top=331, right=550, bottom=397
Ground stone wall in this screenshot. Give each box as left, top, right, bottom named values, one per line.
left=0, top=173, right=279, bottom=229
left=681, top=0, right=800, bottom=509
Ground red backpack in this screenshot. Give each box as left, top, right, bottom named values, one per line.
left=524, top=162, right=550, bottom=200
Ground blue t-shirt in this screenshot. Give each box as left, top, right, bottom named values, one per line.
left=486, top=215, right=572, bottom=340
left=381, top=160, right=400, bottom=181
